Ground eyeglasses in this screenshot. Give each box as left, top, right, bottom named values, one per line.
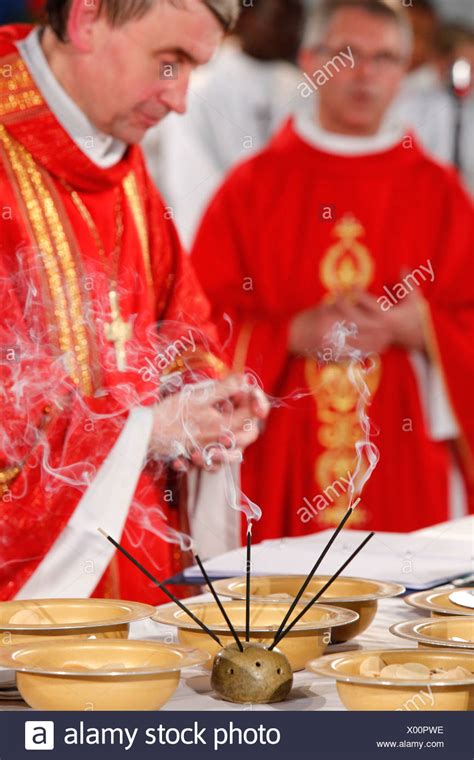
left=317, top=46, right=406, bottom=69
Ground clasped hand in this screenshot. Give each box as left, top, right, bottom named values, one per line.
left=289, top=289, right=426, bottom=357
left=150, top=374, right=269, bottom=472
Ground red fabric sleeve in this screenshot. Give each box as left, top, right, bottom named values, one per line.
left=421, top=174, right=474, bottom=495
left=191, top=168, right=291, bottom=393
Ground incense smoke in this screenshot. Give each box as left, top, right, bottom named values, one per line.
left=0, top=255, right=269, bottom=576
left=326, top=320, right=380, bottom=507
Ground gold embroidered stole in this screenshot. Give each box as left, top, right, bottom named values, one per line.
left=0, top=122, right=153, bottom=395
left=306, top=216, right=382, bottom=528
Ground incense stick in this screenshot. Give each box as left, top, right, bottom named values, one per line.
left=98, top=528, right=223, bottom=647
left=245, top=526, right=252, bottom=643
left=194, top=553, right=244, bottom=651
left=271, top=503, right=357, bottom=647
left=269, top=531, right=375, bottom=650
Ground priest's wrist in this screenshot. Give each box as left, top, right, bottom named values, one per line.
left=289, top=310, right=323, bottom=355
left=394, top=333, right=428, bottom=353
left=149, top=401, right=187, bottom=460
left=385, top=310, right=427, bottom=354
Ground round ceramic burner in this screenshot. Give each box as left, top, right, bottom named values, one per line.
left=211, top=642, right=293, bottom=704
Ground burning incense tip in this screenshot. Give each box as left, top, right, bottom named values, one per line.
left=97, top=527, right=108, bottom=539
left=245, top=526, right=252, bottom=643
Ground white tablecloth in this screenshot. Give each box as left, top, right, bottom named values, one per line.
left=0, top=595, right=422, bottom=712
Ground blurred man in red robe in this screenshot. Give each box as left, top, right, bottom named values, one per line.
left=192, top=0, right=474, bottom=541
left=0, top=0, right=270, bottom=603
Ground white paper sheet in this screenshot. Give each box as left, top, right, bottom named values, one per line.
left=184, top=517, right=474, bottom=590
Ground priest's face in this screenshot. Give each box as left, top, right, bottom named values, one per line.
left=66, top=0, right=224, bottom=143
left=299, top=7, right=408, bottom=136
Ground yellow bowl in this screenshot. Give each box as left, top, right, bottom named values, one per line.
left=213, top=575, right=404, bottom=643
left=308, top=648, right=474, bottom=711
left=0, top=639, right=208, bottom=710
left=404, top=588, right=474, bottom=618
left=390, top=617, right=474, bottom=651
left=152, top=600, right=358, bottom=671
left=0, top=598, right=155, bottom=649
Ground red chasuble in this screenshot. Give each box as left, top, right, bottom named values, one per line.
left=192, top=118, right=474, bottom=543
left=0, top=25, right=226, bottom=602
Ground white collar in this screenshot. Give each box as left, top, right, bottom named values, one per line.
left=294, top=110, right=406, bottom=156
left=17, top=28, right=127, bottom=168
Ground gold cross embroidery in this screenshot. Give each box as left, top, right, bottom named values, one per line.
left=105, top=290, right=132, bottom=372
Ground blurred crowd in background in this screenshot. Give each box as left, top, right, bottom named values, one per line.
left=143, top=0, right=474, bottom=247
left=0, top=0, right=42, bottom=24
left=3, top=0, right=473, bottom=247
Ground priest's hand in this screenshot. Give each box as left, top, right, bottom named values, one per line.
left=336, top=292, right=395, bottom=355
left=340, top=291, right=427, bottom=355
left=382, top=291, right=427, bottom=353
left=182, top=374, right=269, bottom=471
left=289, top=302, right=346, bottom=355
left=149, top=375, right=269, bottom=472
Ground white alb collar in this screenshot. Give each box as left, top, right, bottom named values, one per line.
left=294, top=110, right=406, bottom=156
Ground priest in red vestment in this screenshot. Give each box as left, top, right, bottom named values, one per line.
left=192, top=0, right=474, bottom=542
left=0, top=0, right=271, bottom=603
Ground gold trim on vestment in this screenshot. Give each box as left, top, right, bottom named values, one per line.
left=0, top=124, right=93, bottom=394
left=232, top=320, right=254, bottom=373
left=0, top=55, right=44, bottom=119
left=163, top=349, right=227, bottom=377
left=123, top=171, right=154, bottom=295
left=306, top=215, right=381, bottom=528
left=0, top=465, right=21, bottom=496
left=320, top=216, right=374, bottom=296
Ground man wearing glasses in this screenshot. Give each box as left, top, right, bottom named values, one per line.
left=192, top=0, right=474, bottom=541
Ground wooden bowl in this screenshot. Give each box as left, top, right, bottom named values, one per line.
left=308, top=648, right=474, bottom=711
left=0, top=639, right=208, bottom=710
left=213, top=575, right=404, bottom=643
left=152, top=600, right=358, bottom=671
left=390, top=617, right=474, bottom=651
left=404, top=588, right=474, bottom=618
left=0, top=598, right=155, bottom=649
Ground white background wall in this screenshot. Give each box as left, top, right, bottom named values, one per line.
left=433, top=0, right=473, bottom=23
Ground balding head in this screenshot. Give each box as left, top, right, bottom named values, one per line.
left=46, top=0, right=240, bottom=41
